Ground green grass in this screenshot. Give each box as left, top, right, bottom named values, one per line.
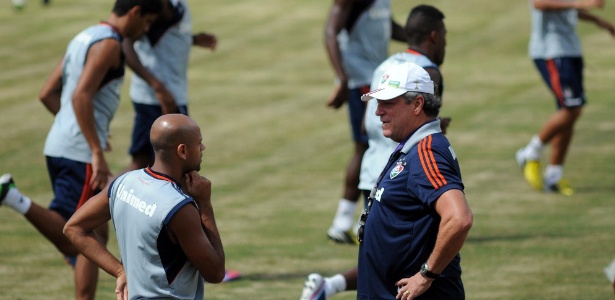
left=1, top=0, right=615, bottom=299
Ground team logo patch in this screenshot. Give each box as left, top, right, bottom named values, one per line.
left=380, top=73, right=390, bottom=84
left=390, top=161, right=404, bottom=179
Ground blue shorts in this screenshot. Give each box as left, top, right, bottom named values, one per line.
left=129, top=102, right=188, bottom=157
left=348, top=86, right=370, bottom=144
left=534, top=57, right=585, bottom=109
left=46, top=156, right=100, bottom=221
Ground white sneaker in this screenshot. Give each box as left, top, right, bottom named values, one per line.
left=0, top=174, right=16, bottom=205
left=326, top=226, right=359, bottom=245
left=300, top=273, right=326, bottom=300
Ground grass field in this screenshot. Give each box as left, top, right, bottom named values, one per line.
left=1, top=0, right=615, bottom=299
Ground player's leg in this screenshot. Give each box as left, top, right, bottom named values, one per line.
left=0, top=158, right=86, bottom=256
left=0, top=174, right=74, bottom=252
left=539, top=107, right=581, bottom=165
left=549, top=119, right=574, bottom=166
left=51, top=157, right=108, bottom=299
left=516, top=59, right=551, bottom=190
left=300, top=267, right=358, bottom=299
left=327, top=87, right=369, bottom=244
left=24, top=203, right=79, bottom=256
left=341, top=267, right=358, bottom=291
left=541, top=57, right=584, bottom=195
left=517, top=57, right=583, bottom=193
left=74, top=222, right=108, bottom=300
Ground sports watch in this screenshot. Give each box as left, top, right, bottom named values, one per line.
left=420, top=263, right=440, bottom=280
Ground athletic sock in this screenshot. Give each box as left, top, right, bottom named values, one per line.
left=3, top=188, right=31, bottom=215
left=332, top=199, right=357, bottom=231
left=524, top=135, right=544, bottom=161
left=544, top=165, right=563, bottom=186
left=325, top=274, right=347, bottom=297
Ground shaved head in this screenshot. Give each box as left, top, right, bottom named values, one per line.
left=151, top=114, right=200, bottom=156
left=149, top=113, right=205, bottom=177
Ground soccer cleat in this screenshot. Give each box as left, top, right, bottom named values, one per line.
left=326, top=226, right=359, bottom=245
left=0, top=173, right=16, bottom=205
left=222, top=269, right=241, bottom=282
left=300, top=273, right=326, bottom=300
left=515, top=149, right=543, bottom=191
left=544, top=179, right=574, bottom=196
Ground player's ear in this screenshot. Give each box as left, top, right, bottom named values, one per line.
left=414, top=95, right=424, bottom=114
left=177, top=144, right=187, bottom=159
left=429, top=30, right=438, bottom=43
left=129, top=5, right=142, bottom=17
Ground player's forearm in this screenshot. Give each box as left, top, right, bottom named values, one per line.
left=40, top=60, right=63, bottom=115
left=123, top=40, right=161, bottom=88
left=40, top=90, right=61, bottom=115
left=391, top=19, right=406, bottom=42
left=578, top=8, right=603, bottom=23
left=324, top=2, right=350, bottom=83
left=72, top=94, right=103, bottom=154
left=64, top=228, right=124, bottom=278
left=534, top=0, right=594, bottom=10
left=428, top=209, right=472, bottom=274
left=199, top=202, right=225, bottom=262
left=196, top=205, right=226, bottom=283
left=324, top=38, right=348, bottom=83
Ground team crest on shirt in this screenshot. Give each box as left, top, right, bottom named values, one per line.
left=380, top=73, right=389, bottom=84
left=390, top=161, right=404, bottom=179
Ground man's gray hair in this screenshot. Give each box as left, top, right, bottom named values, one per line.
left=402, top=91, right=441, bottom=117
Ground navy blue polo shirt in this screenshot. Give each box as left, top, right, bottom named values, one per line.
left=358, top=120, right=465, bottom=299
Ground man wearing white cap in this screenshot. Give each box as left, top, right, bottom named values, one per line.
left=356, top=62, right=473, bottom=300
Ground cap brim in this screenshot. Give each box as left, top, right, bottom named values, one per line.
left=361, top=88, right=407, bottom=101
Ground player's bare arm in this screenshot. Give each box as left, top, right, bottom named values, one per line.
left=578, top=9, right=615, bottom=36
left=72, top=38, right=120, bottom=190
left=122, top=38, right=177, bottom=114
left=170, top=172, right=225, bottom=283
left=39, top=59, right=63, bottom=115
left=534, top=0, right=604, bottom=10
left=390, top=19, right=406, bottom=42
left=395, top=189, right=473, bottom=299
left=192, top=32, right=217, bottom=50
left=429, top=189, right=473, bottom=274
left=324, top=0, right=353, bottom=109
left=63, top=186, right=127, bottom=298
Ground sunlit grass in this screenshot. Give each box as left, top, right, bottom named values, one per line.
left=1, top=1, right=614, bottom=299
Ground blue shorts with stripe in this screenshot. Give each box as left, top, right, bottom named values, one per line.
left=348, top=86, right=369, bottom=144
left=46, top=156, right=100, bottom=221
left=533, top=57, right=585, bottom=109
left=129, top=102, right=188, bottom=158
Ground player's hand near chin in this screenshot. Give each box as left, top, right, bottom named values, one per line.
left=183, top=171, right=212, bottom=205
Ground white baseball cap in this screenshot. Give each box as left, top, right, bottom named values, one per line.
left=361, top=62, right=434, bottom=101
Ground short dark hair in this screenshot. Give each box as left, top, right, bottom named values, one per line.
left=405, top=5, right=445, bottom=45
left=113, top=0, right=164, bottom=17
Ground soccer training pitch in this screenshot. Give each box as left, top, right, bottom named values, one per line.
left=1, top=0, right=614, bottom=299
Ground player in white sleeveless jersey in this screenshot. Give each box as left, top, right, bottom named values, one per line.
left=123, top=0, right=217, bottom=171
left=0, top=1, right=162, bottom=299
left=516, top=0, right=614, bottom=195
left=64, top=114, right=226, bottom=300
left=324, top=0, right=407, bottom=245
